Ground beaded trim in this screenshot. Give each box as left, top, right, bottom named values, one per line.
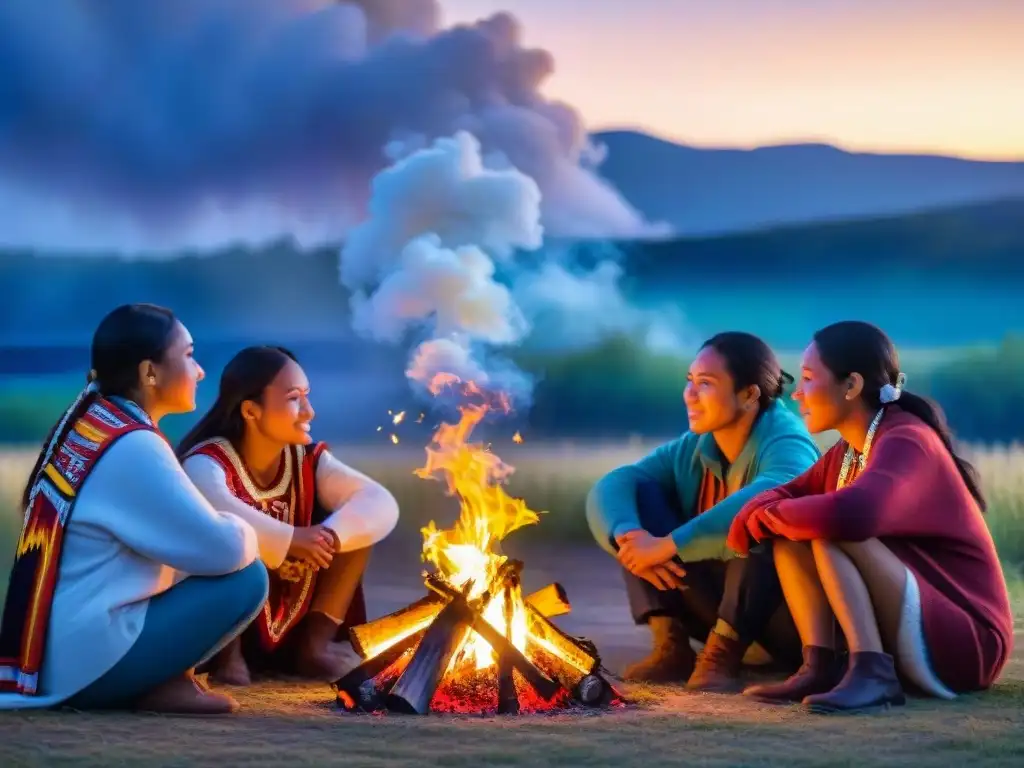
left=189, top=437, right=295, bottom=501
left=836, top=407, right=886, bottom=490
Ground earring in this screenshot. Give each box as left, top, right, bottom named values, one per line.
left=147, top=376, right=156, bottom=386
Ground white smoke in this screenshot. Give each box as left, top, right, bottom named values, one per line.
left=0, top=0, right=668, bottom=253
left=340, top=131, right=689, bottom=403
left=341, top=131, right=538, bottom=394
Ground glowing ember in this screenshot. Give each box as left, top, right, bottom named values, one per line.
left=512, top=431, right=523, bottom=444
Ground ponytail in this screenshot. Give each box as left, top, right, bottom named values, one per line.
left=890, top=392, right=986, bottom=512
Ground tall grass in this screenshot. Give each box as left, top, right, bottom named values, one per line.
left=1, top=440, right=1023, bottom=570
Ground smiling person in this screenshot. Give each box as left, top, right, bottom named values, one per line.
left=0, top=304, right=267, bottom=715
left=727, top=321, right=1013, bottom=713
left=586, top=332, right=819, bottom=691
left=177, top=346, right=399, bottom=686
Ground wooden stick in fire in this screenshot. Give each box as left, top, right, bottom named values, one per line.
left=386, top=597, right=474, bottom=715
left=496, top=569, right=521, bottom=714
left=524, top=582, right=572, bottom=619
left=348, top=594, right=446, bottom=659
left=423, top=572, right=561, bottom=701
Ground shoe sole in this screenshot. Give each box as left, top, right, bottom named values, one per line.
left=804, top=696, right=907, bottom=715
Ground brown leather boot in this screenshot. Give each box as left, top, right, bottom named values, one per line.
left=686, top=631, right=747, bottom=693
left=622, top=616, right=696, bottom=683
left=803, top=651, right=905, bottom=713
left=743, top=645, right=844, bottom=702
left=135, top=673, right=240, bottom=715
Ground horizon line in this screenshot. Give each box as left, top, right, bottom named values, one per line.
left=591, top=124, right=1024, bottom=164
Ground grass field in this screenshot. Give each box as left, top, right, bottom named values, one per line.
left=0, top=441, right=1022, bottom=766
left=2, top=438, right=1024, bottom=583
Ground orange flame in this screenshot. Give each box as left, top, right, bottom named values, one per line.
left=416, top=376, right=541, bottom=670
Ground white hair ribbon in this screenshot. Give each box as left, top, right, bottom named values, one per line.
left=879, top=372, right=907, bottom=404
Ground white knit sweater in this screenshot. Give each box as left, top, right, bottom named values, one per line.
left=182, top=448, right=399, bottom=569
left=0, top=430, right=259, bottom=710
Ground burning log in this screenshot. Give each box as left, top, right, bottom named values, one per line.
left=386, top=597, right=474, bottom=715
left=335, top=628, right=426, bottom=711
left=525, top=604, right=599, bottom=690
left=424, top=573, right=561, bottom=702
left=349, top=594, right=445, bottom=659
left=525, top=583, right=571, bottom=618
left=496, top=579, right=520, bottom=715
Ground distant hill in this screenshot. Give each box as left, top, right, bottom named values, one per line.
left=2, top=198, right=1021, bottom=349
left=619, top=197, right=1024, bottom=279
left=593, top=130, right=1024, bottom=235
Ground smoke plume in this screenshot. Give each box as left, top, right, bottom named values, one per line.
left=0, top=0, right=667, bottom=253
left=341, top=131, right=689, bottom=406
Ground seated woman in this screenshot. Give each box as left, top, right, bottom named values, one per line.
left=727, top=321, right=1014, bottom=713
left=586, top=332, right=820, bottom=691
left=0, top=304, right=266, bottom=715
left=177, top=346, right=399, bottom=685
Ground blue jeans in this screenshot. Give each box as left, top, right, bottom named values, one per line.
left=67, top=561, right=269, bottom=709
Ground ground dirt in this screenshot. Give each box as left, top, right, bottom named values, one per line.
left=2, top=539, right=1021, bottom=767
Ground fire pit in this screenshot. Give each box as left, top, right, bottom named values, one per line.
left=333, top=384, right=621, bottom=715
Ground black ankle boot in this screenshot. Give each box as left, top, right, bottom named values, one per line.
left=802, top=651, right=905, bottom=714
left=743, top=645, right=844, bottom=702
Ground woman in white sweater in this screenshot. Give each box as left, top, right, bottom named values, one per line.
left=177, top=346, right=399, bottom=686
left=0, top=304, right=266, bottom=715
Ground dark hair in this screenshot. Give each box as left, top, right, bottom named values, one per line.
left=812, top=320, right=985, bottom=510
left=176, top=345, right=297, bottom=458
left=700, top=331, right=792, bottom=409
left=20, top=303, right=178, bottom=509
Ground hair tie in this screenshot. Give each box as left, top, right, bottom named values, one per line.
left=775, top=370, right=794, bottom=398
left=879, top=371, right=907, bottom=404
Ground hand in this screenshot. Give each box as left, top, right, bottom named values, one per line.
left=287, top=524, right=335, bottom=569
left=636, top=562, right=687, bottom=591
left=616, top=530, right=678, bottom=573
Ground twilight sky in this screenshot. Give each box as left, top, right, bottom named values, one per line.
left=442, top=0, right=1024, bottom=160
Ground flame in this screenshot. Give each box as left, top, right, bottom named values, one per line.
left=417, top=378, right=540, bottom=671
left=512, top=431, right=523, bottom=444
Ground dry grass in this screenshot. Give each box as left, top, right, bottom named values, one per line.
left=2, top=673, right=1023, bottom=767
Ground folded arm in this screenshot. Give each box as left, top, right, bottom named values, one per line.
left=672, top=433, right=821, bottom=561
left=315, top=451, right=399, bottom=552
left=585, top=436, right=689, bottom=556
left=92, top=431, right=259, bottom=575
left=751, top=427, right=934, bottom=543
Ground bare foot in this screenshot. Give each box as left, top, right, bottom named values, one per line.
left=135, top=673, right=239, bottom=715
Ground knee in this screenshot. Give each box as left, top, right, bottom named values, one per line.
left=232, top=560, right=270, bottom=614
left=584, top=494, right=617, bottom=557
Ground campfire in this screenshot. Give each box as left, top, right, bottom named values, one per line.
left=334, top=380, right=619, bottom=715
